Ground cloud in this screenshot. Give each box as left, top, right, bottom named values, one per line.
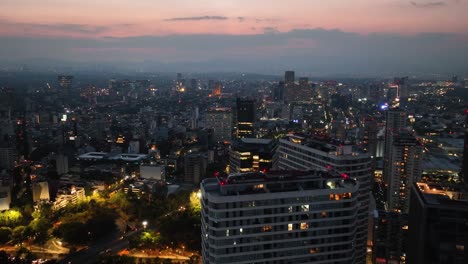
left=0, top=19, right=114, bottom=35
left=164, top=16, right=228, bottom=21
left=410, top=1, right=446, bottom=7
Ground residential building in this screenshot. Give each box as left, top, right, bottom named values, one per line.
left=201, top=170, right=362, bottom=264
left=386, top=130, right=423, bottom=213
left=275, top=134, right=372, bottom=263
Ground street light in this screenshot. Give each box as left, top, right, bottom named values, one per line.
left=196, top=190, right=202, bottom=199
left=142, top=221, right=148, bottom=229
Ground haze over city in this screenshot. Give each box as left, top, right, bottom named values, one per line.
left=1, top=0, right=468, bottom=75
left=0, top=1, right=468, bottom=264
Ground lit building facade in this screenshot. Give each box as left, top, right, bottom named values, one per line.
left=201, top=171, right=362, bottom=264
left=275, top=134, right=372, bottom=263
left=386, top=130, right=422, bottom=213
left=229, top=138, right=277, bottom=173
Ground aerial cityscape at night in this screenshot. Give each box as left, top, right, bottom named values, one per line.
left=0, top=1, right=467, bottom=264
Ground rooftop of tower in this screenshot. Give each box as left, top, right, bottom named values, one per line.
left=415, top=182, right=468, bottom=208
left=201, top=170, right=357, bottom=197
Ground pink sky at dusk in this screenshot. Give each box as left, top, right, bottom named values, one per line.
left=1, top=0, right=468, bottom=38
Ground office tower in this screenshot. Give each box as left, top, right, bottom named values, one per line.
left=229, top=138, right=277, bottom=173
left=275, top=134, right=372, bottom=263
left=184, top=153, right=207, bottom=184
left=58, top=75, right=73, bottom=89
left=273, top=81, right=285, bottom=101
left=407, top=182, right=468, bottom=264
left=236, top=98, right=255, bottom=138
left=372, top=210, right=408, bottom=264
left=383, top=108, right=407, bottom=183
left=462, top=110, right=468, bottom=186
left=285, top=70, right=295, bottom=84
left=205, top=107, right=233, bottom=142
left=386, top=130, right=422, bottom=213
left=201, top=170, right=362, bottom=264
left=362, top=117, right=378, bottom=158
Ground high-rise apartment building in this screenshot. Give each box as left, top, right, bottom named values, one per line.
left=386, top=130, right=422, bottom=213
left=205, top=107, right=233, bottom=142
left=236, top=98, right=255, bottom=138
left=383, top=108, right=407, bottom=184
left=275, top=134, right=372, bottom=263
left=201, top=170, right=362, bottom=264
left=407, top=182, right=468, bottom=264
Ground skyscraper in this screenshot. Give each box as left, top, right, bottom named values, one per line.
left=383, top=108, right=407, bottom=184
left=284, top=70, right=295, bottom=84
left=407, top=182, right=468, bottom=264
left=386, top=130, right=422, bottom=213
left=236, top=98, right=255, bottom=138
left=201, top=170, right=362, bottom=264
left=275, top=134, right=372, bottom=263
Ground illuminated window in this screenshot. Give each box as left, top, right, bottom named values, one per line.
left=321, top=211, right=327, bottom=218
left=301, top=204, right=309, bottom=212
left=239, top=228, right=243, bottom=234
left=288, top=206, right=293, bottom=213
left=226, top=229, right=229, bottom=237
left=309, top=248, right=319, bottom=254
left=456, top=245, right=464, bottom=251
left=254, top=184, right=264, bottom=189
left=288, top=223, right=293, bottom=231
left=300, top=222, right=309, bottom=230
left=263, top=226, right=272, bottom=232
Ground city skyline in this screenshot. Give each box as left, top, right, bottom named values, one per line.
left=1, top=0, right=468, bottom=75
